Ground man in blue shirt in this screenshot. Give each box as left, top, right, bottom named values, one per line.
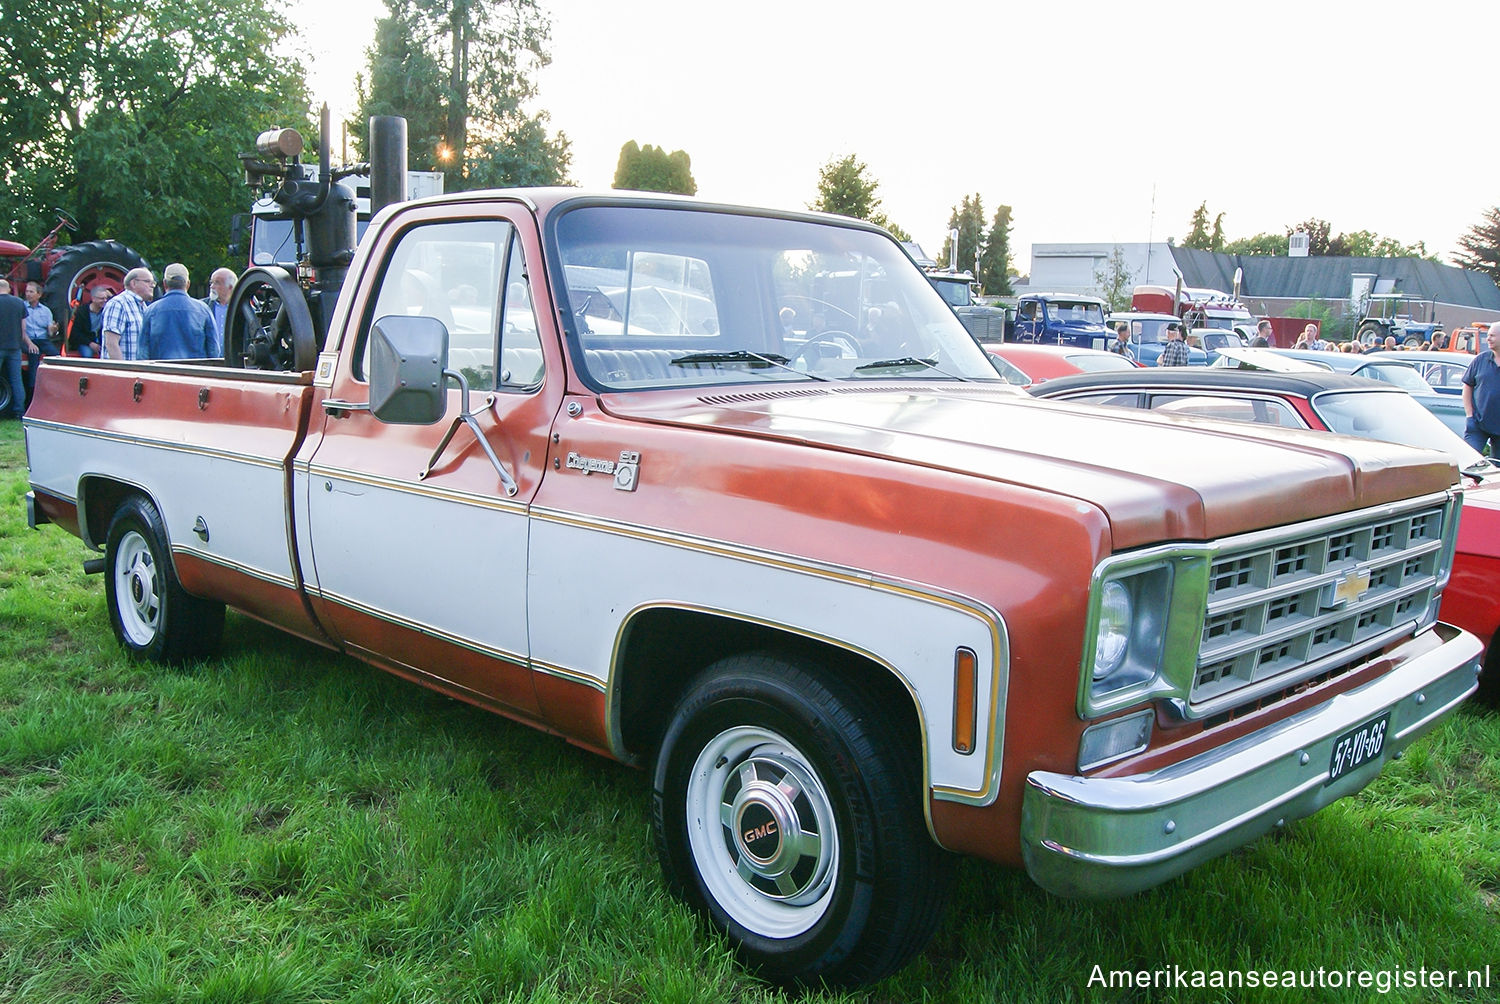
left=21, top=280, right=59, bottom=408
left=1462, top=322, right=1500, bottom=455
left=140, top=263, right=217, bottom=360
left=0, top=279, right=27, bottom=418
left=203, top=267, right=235, bottom=350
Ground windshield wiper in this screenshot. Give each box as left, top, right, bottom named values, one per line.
left=1462, top=458, right=1499, bottom=479
left=670, top=349, right=830, bottom=381
left=852, top=356, right=974, bottom=382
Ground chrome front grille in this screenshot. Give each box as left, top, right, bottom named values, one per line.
left=1190, top=498, right=1454, bottom=706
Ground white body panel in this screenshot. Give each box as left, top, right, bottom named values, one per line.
left=527, top=511, right=1009, bottom=804
left=26, top=422, right=297, bottom=588
left=299, top=465, right=529, bottom=664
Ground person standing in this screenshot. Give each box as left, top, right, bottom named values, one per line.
left=1302, top=323, right=1326, bottom=351
left=1461, top=322, right=1500, bottom=455
left=1107, top=321, right=1135, bottom=362
left=1158, top=321, right=1189, bottom=366
left=102, top=267, right=155, bottom=360
left=1251, top=319, right=1272, bottom=347
left=203, top=267, right=235, bottom=353
left=21, top=280, right=59, bottom=407
left=0, top=279, right=27, bottom=419
left=68, top=285, right=109, bottom=358
left=139, top=263, right=216, bottom=360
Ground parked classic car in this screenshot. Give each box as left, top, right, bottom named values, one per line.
left=1368, top=350, right=1473, bottom=396
left=21, top=188, right=1486, bottom=985
left=1107, top=311, right=1209, bottom=367
left=1031, top=367, right=1500, bottom=702
left=1217, top=347, right=1468, bottom=437
left=984, top=343, right=1139, bottom=386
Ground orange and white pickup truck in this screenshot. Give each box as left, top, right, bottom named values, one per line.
left=24, top=190, right=1483, bottom=986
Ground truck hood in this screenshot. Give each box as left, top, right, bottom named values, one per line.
left=602, top=384, right=1456, bottom=549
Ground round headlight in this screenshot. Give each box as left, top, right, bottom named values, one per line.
left=1093, top=579, right=1132, bottom=679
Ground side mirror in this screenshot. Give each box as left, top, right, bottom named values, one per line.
left=368, top=314, right=449, bottom=425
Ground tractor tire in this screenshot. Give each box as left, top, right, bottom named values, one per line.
left=1357, top=322, right=1384, bottom=347
left=41, top=240, right=151, bottom=341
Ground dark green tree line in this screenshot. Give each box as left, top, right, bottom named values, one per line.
left=613, top=142, right=696, bottom=195
left=351, top=0, right=571, bottom=190
left=0, top=0, right=310, bottom=283
left=1453, top=207, right=1500, bottom=283
left=809, top=154, right=908, bottom=240
left=936, top=195, right=1013, bottom=295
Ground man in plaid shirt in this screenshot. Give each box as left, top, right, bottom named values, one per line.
left=102, top=268, right=155, bottom=361
left=1158, top=321, right=1189, bottom=366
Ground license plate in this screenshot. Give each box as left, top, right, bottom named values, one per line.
left=1327, top=712, right=1391, bottom=785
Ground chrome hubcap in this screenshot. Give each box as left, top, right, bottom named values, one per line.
left=686, top=726, right=839, bottom=938
left=114, top=530, right=161, bottom=646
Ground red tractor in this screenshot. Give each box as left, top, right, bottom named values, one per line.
left=1, top=208, right=150, bottom=342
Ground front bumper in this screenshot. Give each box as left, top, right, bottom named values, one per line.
left=1021, top=623, right=1482, bottom=898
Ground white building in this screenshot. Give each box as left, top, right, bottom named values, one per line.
left=1021, top=242, right=1179, bottom=295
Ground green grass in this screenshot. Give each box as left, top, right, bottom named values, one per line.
left=1, top=419, right=1497, bottom=1002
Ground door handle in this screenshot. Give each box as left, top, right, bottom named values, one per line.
left=322, top=399, right=370, bottom=417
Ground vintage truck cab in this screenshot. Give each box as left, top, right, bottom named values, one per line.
left=1012, top=292, right=1111, bottom=349
left=23, top=190, right=1483, bottom=987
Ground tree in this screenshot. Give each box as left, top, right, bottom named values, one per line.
left=0, top=0, right=311, bottom=285
left=351, top=0, right=571, bottom=190
left=809, top=154, right=907, bottom=238
left=1183, top=202, right=1226, bottom=251
left=979, top=205, right=1014, bottom=295
left=1454, top=207, right=1500, bottom=283
left=939, top=195, right=985, bottom=277
left=1332, top=230, right=1429, bottom=259
left=612, top=141, right=697, bottom=195
left=1222, top=232, right=1286, bottom=256
left=1093, top=245, right=1137, bottom=312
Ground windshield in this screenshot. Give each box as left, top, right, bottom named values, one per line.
left=1202, top=331, right=1246, bottom=351
left=553, top=205, right=1006, bottom=389
left=1122, top=317, right=1173, bottom=344
left=929, top=277, right=972, bottom=307
left=252, top=216, right=371, bottom=267
left=1065, top=352, right=1137, bottom=373
left=1049, top=301, right=1105, bottom=325
left=1354, top=362, right=1431, bottom=394
left=1313, top=391, right=1481, bottom=468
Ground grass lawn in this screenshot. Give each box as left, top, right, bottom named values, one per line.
left=1, top=420, right=1496, bottom=1002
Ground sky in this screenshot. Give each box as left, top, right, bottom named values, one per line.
left=289, top=0, right=1500, bottom=273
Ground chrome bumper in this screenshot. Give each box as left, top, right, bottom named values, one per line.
left=1021, top=623, right=1482, bottom=899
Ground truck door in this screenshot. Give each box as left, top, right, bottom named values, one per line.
left=1015, top=299, right=1038, bottom=342
left=298, top=204, right=556, bottom=717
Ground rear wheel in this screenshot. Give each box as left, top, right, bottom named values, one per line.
left=1357, top=322, right=1384, bottom=347
left=104, top=495, right=224, bottom=664
left=653, top=652, right=951, bottom=987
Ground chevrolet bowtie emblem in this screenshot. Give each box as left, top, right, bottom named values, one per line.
left=1325, top=568, right=1372, bottom=609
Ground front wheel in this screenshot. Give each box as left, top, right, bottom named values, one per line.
left=104, top=495, right=224, bottom=664
left=653, top=652, right=951, bottom=987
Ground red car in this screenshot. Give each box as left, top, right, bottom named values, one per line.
left=1030, top=367, right=1500, bottom=701
left=984, top=342, right=1139, bottom=387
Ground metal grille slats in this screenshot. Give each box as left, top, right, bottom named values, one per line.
left=1192, top=503, right=1447, bottom=704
